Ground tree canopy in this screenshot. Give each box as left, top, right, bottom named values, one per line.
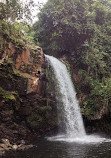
left=0, top=0, right=36, bottom=22
left=0, top=0, right=37, bottom=47
left=33, top=0, right=111, bottom=117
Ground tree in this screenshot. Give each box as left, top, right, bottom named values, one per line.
left=33, top=0, right=111, bottom=118
left=33, top=0, right=95, bottom=56
left=0, top=0, right=38, bottom=46
left=0, top=0, right=35, bottom=22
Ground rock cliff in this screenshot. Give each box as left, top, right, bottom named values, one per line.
left=0, top=38, right=57, bottom=145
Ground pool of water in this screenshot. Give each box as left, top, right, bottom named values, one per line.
left=6, top=134, right=111, bottom=158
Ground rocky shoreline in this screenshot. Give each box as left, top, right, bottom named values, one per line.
left=0, top=138, right=34, bottom=157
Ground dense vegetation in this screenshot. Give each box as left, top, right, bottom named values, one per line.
left=34, top=0, right=111, bottom=119
left=0, top=0, right=36, bottom=47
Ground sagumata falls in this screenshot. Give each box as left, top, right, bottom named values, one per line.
left=45, top=55, right=111, bottom=144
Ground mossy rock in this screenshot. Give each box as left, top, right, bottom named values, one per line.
left=26, top=112, right=43, bottom=129
left=48, top=118, right=58, bottom=127
left=0, top=63, right=28, bottom=95
left=39, top=106, right=52, bottom=112
left=0, top=87, right=17, bottom=101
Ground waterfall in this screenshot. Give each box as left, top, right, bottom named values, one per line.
left=45, top=55, right=86, bottom=138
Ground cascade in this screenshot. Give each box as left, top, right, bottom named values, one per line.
left=45, top=55, right=86, bottom=138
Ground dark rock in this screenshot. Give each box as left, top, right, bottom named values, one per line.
left=17, top=144, right=34, bottom=151
left=18, top=106, right=32, bottom=116
left=0, top=138, right=34, bottom=156
left=20, top=140, right=25, bottom=145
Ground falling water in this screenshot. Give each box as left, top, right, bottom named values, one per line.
left=45, top=55, right=86, bottom=138
left=45, top=55, right=111, bottom=144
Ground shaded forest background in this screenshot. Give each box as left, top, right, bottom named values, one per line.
left=33, top=0, right=111, bottom=121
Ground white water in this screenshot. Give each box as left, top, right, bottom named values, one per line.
left=45, top=55, right=111, bottom=144
left=46, top=55, right=85, bottom=137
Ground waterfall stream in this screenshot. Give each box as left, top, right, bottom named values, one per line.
left=46, top=55, right=85, bottom=137
left=46, top=55, right=111, bottom=143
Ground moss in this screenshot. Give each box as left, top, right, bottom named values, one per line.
left=39, top=106, right=52, bottom=112
left=26, top=103, right=57, bottom=130
left=13, top=69, right=29, bottom=79
left=45, top=111, right=50, bottom=119
left=0, top=63, right=15, bottom=81
left=27, top=112, right=43, bottom=129
left=64, top=60, right=72, bottom=75
left=48, top=118, right=58, bottom=127
left=45, top=62, right=57, bottom=96
left=30, top=50, right=39, bottom=66
left=29, top=121, right=38, bottom=128
left=7, top=58, right=15, bottom=66
left=10, top=110, right=14, bottom=115
left=25, top=64, right=32, bottom=74
left=0, top=87, right=17, bottom=101
left=0, top=62, right=28, bottom=96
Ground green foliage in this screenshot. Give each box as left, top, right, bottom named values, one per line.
left=0, top=0, right=35, bottom=22
left=10, top=109, right=14, bottom=114
left=0, top=0, right=36, bottom=50
left=0, top=0, right=22, bottom=21
left=34, top=0, right=111, bottom=117
left=0, top=87, right=17, bottom=101
left=0, top=20, right=25, bottom=50
left=39, top=106, right=52, bottom=112
left=26, top=104, right=57, bottom=130
left=33, top=0, right=95, bottom=55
